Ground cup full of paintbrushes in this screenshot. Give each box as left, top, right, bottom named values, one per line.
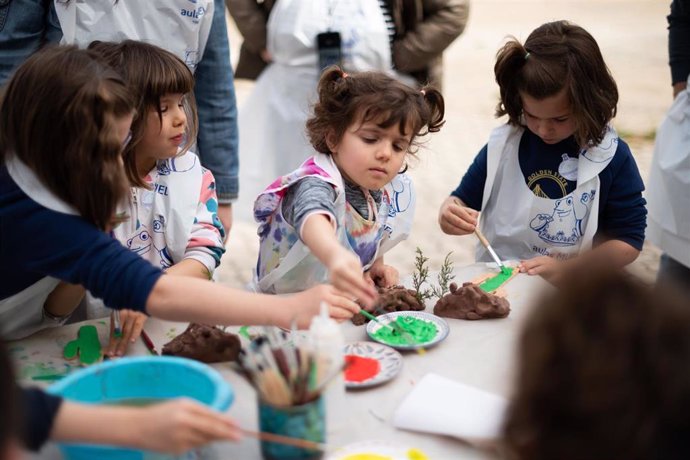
left=238, top=333, right=329, bottom=460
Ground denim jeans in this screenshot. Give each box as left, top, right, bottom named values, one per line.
left=0, top=0, right=62, bottom=84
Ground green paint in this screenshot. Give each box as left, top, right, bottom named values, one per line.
left=479, top=267, right=516, bottom=292
left=64, top=325, right=102, bottom=365
left=372, top=317, right=438, bottom=346
left=113, top=330, right=123, bottom=338
left=19, top=362, right=61, bottom=380
left=8, top=346, right=25, bottom=354
left=165, top=328, right=178, bottom=339
left=238, top=326, right=251, bottom=340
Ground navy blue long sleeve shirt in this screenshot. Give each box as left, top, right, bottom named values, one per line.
left=0, top=166, right=162, bottom=310
left=20, top=387, right=63, bottom=451
left=669, top=0, right=690, bottom=85
left=451, top=130, right=647, bottom=251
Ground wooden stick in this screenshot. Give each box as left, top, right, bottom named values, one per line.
left=241, top=428, right=328, bottom=452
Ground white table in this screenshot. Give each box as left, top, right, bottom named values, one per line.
left=17, top=263, right=549, bottom=460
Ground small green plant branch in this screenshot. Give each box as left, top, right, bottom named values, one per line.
left=412, top=247, right=433, bottom=303
left=430, top=252, right=455, bottom=299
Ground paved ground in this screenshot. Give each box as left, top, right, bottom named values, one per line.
left=217, top=0, right=669, bottom=288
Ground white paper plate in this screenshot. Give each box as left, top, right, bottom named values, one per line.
left=326, top=440, right=429, bottom=460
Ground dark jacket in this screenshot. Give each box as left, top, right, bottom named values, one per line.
left=225, top=0, right=469, bottom=89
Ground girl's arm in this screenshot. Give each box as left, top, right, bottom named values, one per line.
left=50, top=398, right=241, bottom=454
left=301, top=214, right=377, bottom=309
left=43, top=282, right=85, bottom=319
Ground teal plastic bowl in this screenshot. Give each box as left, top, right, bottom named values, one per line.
left=48, top=356, right=233, bottom=460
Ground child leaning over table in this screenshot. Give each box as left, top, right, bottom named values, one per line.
left=253, top=66, right=445, bottom=308
left=83, top=40, right=226, bottom=357
left=438, top=21, right=646, bottom=284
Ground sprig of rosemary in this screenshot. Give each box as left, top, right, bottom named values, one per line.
left=412, top=247, right=433, bottom=303
left=430, top=252, right=455, bottom=299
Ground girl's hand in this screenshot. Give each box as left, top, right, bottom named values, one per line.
left=438, top=196, right=479, bottom=235
left=135, top=399, right=242, bottom=454
left=291, top=285, right=362, bottom=327
left=367, top=262, right=399, bottom=288
left=519, top=256, right=564, bottom=284
left=326, top=247, right=377, bottom=307
left=107, top=310, right=148, bottom=357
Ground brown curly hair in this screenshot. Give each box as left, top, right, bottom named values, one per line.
left=494, top=20, right=618, bottom=148
left=306, top=66, right=445, bottom=158
left=502, top=269, right=690, bottom=460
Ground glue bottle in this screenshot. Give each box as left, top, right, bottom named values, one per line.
left=309, top=301, right=347, bottom=438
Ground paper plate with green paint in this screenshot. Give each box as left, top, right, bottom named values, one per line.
left=366, top=311, right=449, bottom=351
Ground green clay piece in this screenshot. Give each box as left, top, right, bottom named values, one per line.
left=372, top=316, right=438, bottom=346
left=479, top=267, right=516, bottom=293
left=64, top=325, right=102, bottom=365
left=32, top=373, right=67, bottom=382
left=238, top=326, right=251, bottom=340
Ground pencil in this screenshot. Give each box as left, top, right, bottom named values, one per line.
left=140, top=329, right=158, bottom=355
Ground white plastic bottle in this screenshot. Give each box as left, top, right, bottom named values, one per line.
left=309, top=301, right=347, bottom=438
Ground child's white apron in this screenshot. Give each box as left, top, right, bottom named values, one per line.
left=253, top=154, right=415, bottom=294
left=87, top=151, right=202, bottom=318
left=646, top=76, right=690, bottom=268
left=477, top=124, right=618, bottom=262
left=0, top=157, right=77, bottom=339
left=55, top=0, right=214, bottom=70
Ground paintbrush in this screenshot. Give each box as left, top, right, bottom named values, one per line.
left=113, top=310, right=122, bottom=338
left=474, top=227, right=510, bottom=275
left=241, top=428, right=328, bottom=452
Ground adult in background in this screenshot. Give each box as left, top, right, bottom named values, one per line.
left=227, top=0, right=469, bottom=221
left=646, top=0, right=690, bottom=294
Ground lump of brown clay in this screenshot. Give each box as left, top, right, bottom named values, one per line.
left=351, top=285, right=425, bottom=325
left=162, top=323, right=241, bottom=363
left=433, top=282, right=510, bottom=320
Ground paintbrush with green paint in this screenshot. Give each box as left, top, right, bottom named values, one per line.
left=474, top=227, right=511, bottom=275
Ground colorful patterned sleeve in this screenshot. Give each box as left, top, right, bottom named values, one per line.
left=184, top=168, right=226, bottom=274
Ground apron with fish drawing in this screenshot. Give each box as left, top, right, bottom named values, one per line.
left=87, top=151, right=202, bottom=318
left=55, top=0, right=213, bottom=71
left=477, top=124, right=618, bottom=262
left=252, top=153, right=415, bottom=294
left=0, top=157, right=72, bottom=339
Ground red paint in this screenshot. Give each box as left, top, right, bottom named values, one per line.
left=344, top=354, right=380, bottom=383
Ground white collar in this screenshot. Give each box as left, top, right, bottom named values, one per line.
left=5, top=155, right=79, bottom=215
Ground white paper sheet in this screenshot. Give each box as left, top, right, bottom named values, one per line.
left=392, top=373, right=507, bottom=442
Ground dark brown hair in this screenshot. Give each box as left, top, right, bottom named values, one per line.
left=503, top=269, right=690, bottom=460
left=306, top=66, right=445, bottom=157
left=0, top=45, right=133, bottom=230
left=494, top=20, right=618, bottom=147
left=0, top=340, right=19, bottom=456
left=88, top=40, right=198, bottom=188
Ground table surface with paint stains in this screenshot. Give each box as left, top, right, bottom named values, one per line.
left=19, top=263, right=549, bottom=460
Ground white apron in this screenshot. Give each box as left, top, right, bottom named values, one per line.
left=87, top=151, right=202, bottom=318
left=0, top=157, right=78, bottom=339
left=478, top=124, right=618, bottom=262
left=235, top=0, right=395, bottom=222
left=252, top=154, right=415, bottom=294
left=55, top=0, right=214, bottom=70
left=646, top=76, right=690, bottom=268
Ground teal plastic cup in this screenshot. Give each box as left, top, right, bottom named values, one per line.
left=48, top=355, right=233, bottom=460
left=258, top=396, right=325, bottom=460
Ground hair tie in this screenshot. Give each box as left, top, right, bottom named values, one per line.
left=420, top=89, right=426, bottom=96
left=342, top=72, right=349, bottom=79
left=524, top=52, right=531, bottom=60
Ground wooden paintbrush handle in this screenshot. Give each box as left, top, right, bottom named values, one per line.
left=241, top=428, right=327, bottom=451
left=474, top=228, right=490, bottom=249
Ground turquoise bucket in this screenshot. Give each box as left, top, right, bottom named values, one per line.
left=48, top=356, right=234, bottom=460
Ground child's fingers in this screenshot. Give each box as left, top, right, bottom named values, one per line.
left=129, top=316, right=146, bottom=344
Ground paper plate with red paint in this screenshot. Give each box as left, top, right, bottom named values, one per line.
left=343, top=341, right=402, bottom=389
